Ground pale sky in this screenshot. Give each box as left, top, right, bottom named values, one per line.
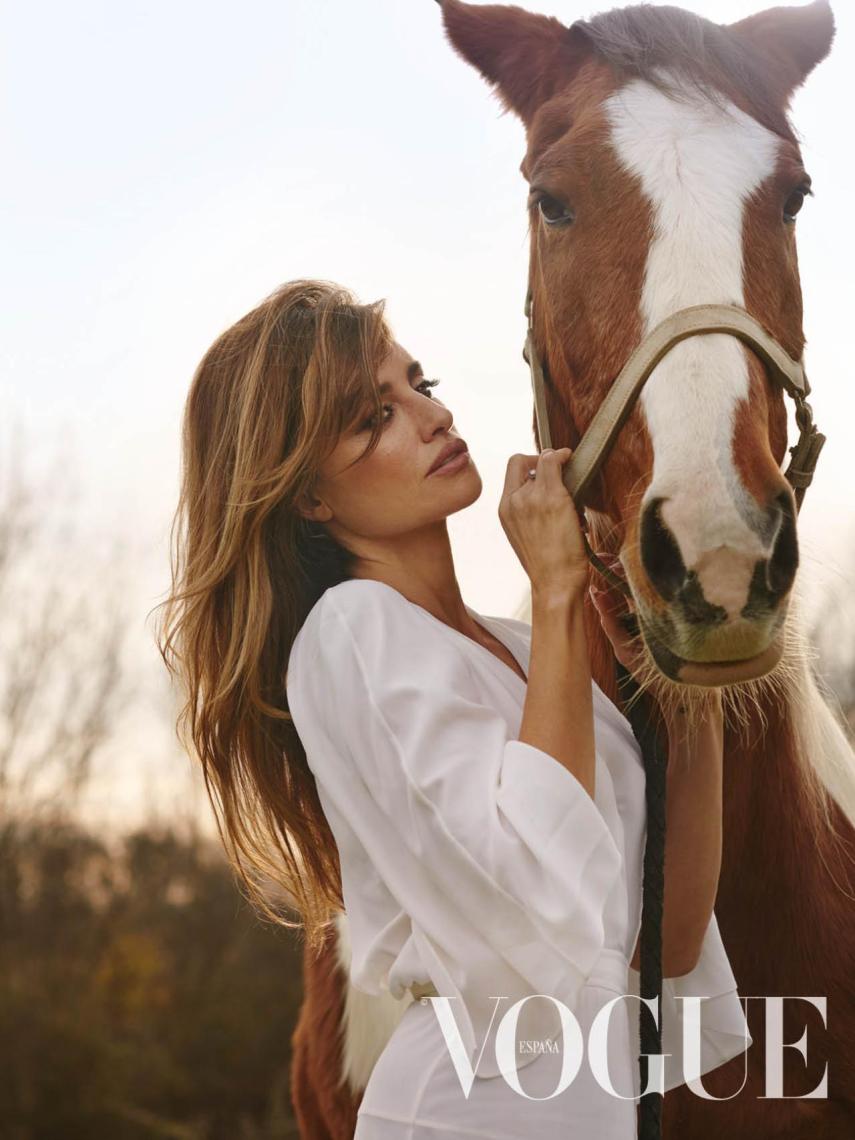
left=3, top=0, right=853, bottom=825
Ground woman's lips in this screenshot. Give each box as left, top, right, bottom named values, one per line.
left=428, top=447, right=470, bottom=476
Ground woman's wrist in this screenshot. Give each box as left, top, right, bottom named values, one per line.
left=664, top=693, right=724, bottom=765
left=531, top=575, right=588, bottom=613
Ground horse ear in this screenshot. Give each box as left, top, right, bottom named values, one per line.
left=728, top=0, right=835, bottom=101
left=438, top=0, right=593, bottom=123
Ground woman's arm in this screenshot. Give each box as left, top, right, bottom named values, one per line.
left=498, top=448, right=598, bottom=801
left=629, top=698, right=724, bottom=976
left=518, top=583, right=597, bottom=801
left=589, top=564, right=725, bottom=978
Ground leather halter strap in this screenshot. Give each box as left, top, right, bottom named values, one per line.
left=523, top=291, right=827, bottom=596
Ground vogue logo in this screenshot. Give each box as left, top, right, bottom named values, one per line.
left=419, top=993, right=828, bottom=1101
left=518, top=1039, right=561, bottom=1055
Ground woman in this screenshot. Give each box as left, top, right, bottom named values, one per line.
left=158, top=278, right=751, bottom=1139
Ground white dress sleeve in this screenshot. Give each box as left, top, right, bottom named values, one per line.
left=627, top=909, right=753, bottom=1094
left=286, top=581, right=624, bottom=1077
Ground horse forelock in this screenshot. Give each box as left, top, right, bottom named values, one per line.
left=574, top=5, right=799, bottom=143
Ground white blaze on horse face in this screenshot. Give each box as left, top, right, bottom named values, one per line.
left=604, top=76, right=782, bottom=615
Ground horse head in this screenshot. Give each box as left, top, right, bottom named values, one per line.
left=438, top=0, right=835, bottom=689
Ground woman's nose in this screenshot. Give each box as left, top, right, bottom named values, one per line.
left=425, top=401, right=454, bottom=436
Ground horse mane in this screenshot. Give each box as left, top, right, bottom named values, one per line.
left=575, top=4, right=798, bottom=143
left=779, top=580, right=855, bottom=836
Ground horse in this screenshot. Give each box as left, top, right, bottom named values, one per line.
left=289, top=3, right=855, bottom=1137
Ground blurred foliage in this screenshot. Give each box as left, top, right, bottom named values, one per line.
left=0, top=816, right=305, bottom=1140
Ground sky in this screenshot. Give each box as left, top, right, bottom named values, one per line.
left=2, top=0, right=853, bottom=826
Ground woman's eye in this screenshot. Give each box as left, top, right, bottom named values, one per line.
left=784, top=184, right=811, bottom=224
left=358, top=401, right=392, bottom=431
left=416, top=378, right=441, bottom=398
left=359, top=379, right=442, bottom=431
left=360, top=405, right=393, bottom=431
left=535, top=193, right=574, bottom=227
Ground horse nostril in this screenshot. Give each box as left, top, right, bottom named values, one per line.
left=741, top=491, right=800, bottom=619
left=639, top=496, right=686, bottom=603
left=767, top=489, right=799, bottom=597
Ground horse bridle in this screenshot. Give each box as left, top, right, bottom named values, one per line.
left=523, top=289, right=826, bottom=1138
left=523, top=288, right=827, bottom=597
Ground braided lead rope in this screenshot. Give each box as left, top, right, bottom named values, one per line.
left=615, top=659, right=669, bottom=1140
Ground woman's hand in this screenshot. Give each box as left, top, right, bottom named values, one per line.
left=587, top=556, right=645, bottom=679
left=498, top=447, right=588, bottom=599
left=589, top=557, right=724, bottom=742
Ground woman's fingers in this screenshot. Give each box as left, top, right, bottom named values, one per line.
left=537, top=447, right=572, bottom=491
left=502, top=453, right=540, bottom=497
left=589, top=570, right=644, bottom=673
left=500, top=446, right=589, bottom=592
left=589, top=585, right=621, bottom=634
left=502, top=447, right=572, bottom=498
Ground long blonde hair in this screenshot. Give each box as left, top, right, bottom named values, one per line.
left=155, top=278, right=394, bottom=952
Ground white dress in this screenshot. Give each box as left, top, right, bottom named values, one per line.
left=285, top=578, right=753, bottom=1139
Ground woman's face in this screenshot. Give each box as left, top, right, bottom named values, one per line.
left=305, top=342, right=482, bottom=543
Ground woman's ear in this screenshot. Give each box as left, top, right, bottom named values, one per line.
left=293, top=489, right=333, bottom=525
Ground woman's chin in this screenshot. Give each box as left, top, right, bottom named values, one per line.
left=435, top=463, right=482, bottom=513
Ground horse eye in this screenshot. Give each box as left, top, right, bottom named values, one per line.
left=537, top=194, right=575, bottom=227
left=783, top=186, right=808, bottom=224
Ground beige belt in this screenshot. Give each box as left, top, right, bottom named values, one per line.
left=408, top=980, right=439, bottom=1000
left=408, top=948, right=628, bottom=1004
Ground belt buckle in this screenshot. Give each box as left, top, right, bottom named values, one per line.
left=409, top=980, right=439, bottom=1002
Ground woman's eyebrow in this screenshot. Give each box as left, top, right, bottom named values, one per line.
left=377, top=360, right=423, bottom=394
